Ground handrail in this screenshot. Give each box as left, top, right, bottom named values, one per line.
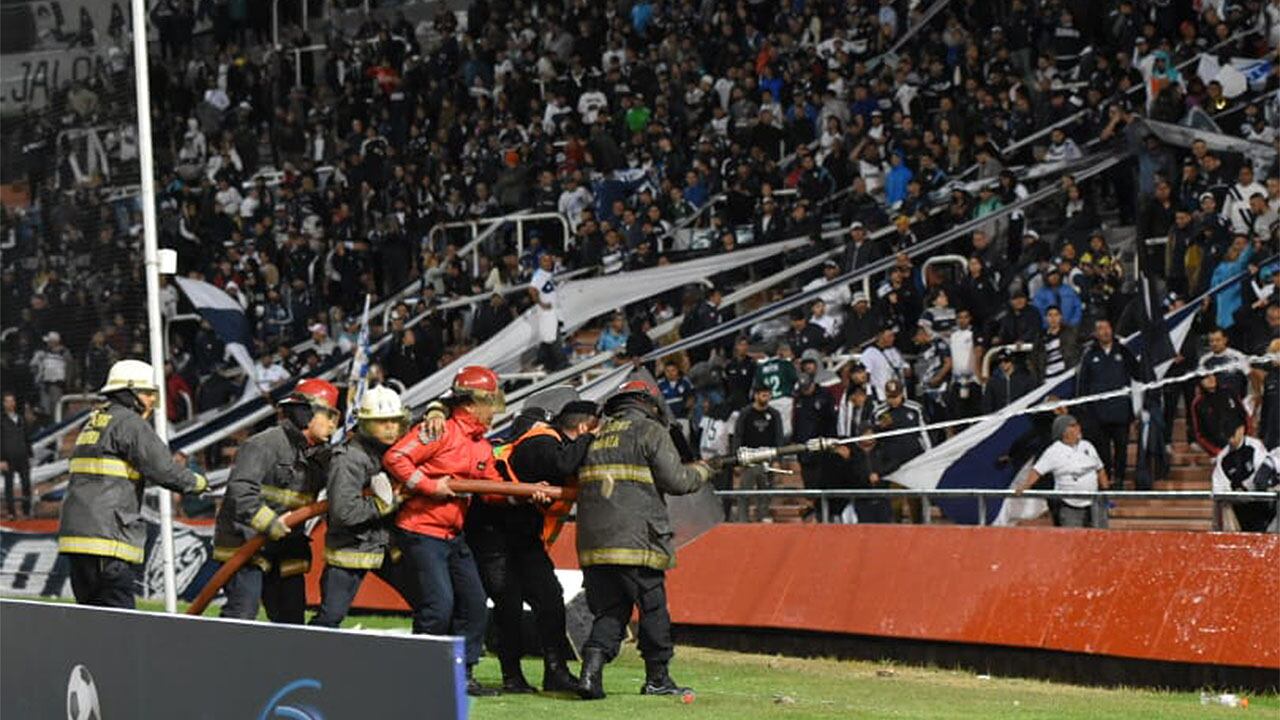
left=714, top=487, right=1279, bottom=531
left=54, top=394, right=99, bottom=424
left=981, top=342, right=1035, bottom=380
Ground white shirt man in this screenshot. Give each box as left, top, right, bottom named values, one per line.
left=1017, top=415, right=1109, bottom=527
left=860, top=328, right=906, bottom=402
left=1222, top=169, right=1266, bottom=230
left=557, top=183, right=594, bottom=232
left=254, top=357, right=290, bottom=394
left=530, top=258, right=559, bottom=344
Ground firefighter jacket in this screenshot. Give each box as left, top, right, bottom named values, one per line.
left=58, top=399, right=206, bottom=563
left=213, top=424, right=328, bottom=576
left=324, top=434, right=398, bottom=569
left=575, top=403, right=711, bottom=570
left=384, top=407, right=500, bottom=540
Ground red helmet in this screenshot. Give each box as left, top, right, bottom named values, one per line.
left=618, top=379, right=660, bottom=398
left=285, top=378, right=340, bottom=414
left=452, top=366, right=505, bottom=410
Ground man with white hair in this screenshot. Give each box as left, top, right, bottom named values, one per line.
left=1015, top=415, right=1109, bottom=527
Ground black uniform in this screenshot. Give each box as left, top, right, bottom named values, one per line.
left=470, top=424, right=591, bottom=689
left=1076, top=340, right=1140, bottom=487
left=213, top=424, right=328, bottom=623
left=792, top=386, right=837, bottom=498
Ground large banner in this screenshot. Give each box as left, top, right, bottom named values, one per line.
left=1, top=599, right=465, bottom=719
left=0, top=515, right=217, bottom=602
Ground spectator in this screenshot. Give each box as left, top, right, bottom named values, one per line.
left=1032, top=268, right=1083, bottom=328
left=657, top=362, right=694, bottom=420
left=1015, top=415, right=1109, bottom=528
left=29, top=332, right=71, bottom=418
left=1209, top=235, right=1255, bottom=333
left=731, top=383, right=784, bottom=523
left=841, top=292, right=880, bottom=350
left=1191, top=373, right=1248, bottom=457
left=252, top=351, right=290, bottom=395
left=785, top=308, right=828, bottom=358
left=948, top=308, right=984, bottom=420
left=594, top=312, right=629, bottom=357
left=165, top=360, right=193, bottom=423
left=384, top=330, right=431, bottom=388
left=912, top=320, right=952, bottom=427
left=873, top=379, right=930, bottom=474
left=1076, top=319, right=1140, bottom=489
left=830, top=431, right=893, bottom=524
left=722, top=337, right=756, bottom=411
left=1211, top=421, right=1275, bottom=532
left=1198, top=327, right=1250, bottom=401
left=308, top=323, right=337, bottom=358
left=680, top=286, right=730, bottom=363
left=1, top=392, right=33, bottom=518
left=473, top=293, right=515, bottom=344
left=1031, top=306, right=1081, bottom=380
left=861, top=324, right=907, bottom=403
left=792, top=371, right=837, bottom=494
left=1260, top=338, right=1280, bottom=450
left=991, top=287, right=1042, bottom=348
left=983, top=350, right=1036, bottom=414
left=837, top=377, right=877, bottom=439
left=530, top=253, right=564, bottom=371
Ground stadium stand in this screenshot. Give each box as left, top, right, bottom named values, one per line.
left=1, top=0, right=1277, bottom=529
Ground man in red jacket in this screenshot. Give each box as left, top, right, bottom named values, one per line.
left=384, top=365, right=505, bottom=697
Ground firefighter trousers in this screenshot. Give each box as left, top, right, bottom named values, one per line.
left=582, top=565, right=673, bottom=663
left=67, top=554, right=136, bottom=608
left=220, top=565, right=306, bottom=623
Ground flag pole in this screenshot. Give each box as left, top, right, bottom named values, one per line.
left=131, top=0, right=178, bottom=613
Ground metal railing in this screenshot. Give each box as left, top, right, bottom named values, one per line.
left=54, top=394, right=99, bottom=424
left=714, top=488, right=1279, bottom=532
left=426, top=211, right=568, bottom=276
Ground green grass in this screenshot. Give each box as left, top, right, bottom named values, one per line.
left=16, top=598, right=1279, bottom=718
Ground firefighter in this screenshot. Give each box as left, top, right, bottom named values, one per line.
left=214, top=378, right=339, bottom=623
left=57, top=360, right=209, bottom=607
left=575, top=380, right=713, bottom=700
left=310, top=386, right=411, bottom=627
left=474, top=399, right=600, bottom=693
left=383, top=365, right=505, bottom=697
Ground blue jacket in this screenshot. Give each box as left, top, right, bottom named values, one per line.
left=885, top=164, right=913, bottom=206
left=1210, top=244, right=1254, bottom=329
left=1032, top=284, right=1083, bottom=327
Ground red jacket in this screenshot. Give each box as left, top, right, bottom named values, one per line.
left=384, top=408, right=499, bottom=539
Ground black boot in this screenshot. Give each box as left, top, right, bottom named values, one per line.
left=577, top=648, right=607, bottom=700
left=640, top=660, right=693, bottom=696
left=542, top=652, right=581, bottom=693
left=500, top=656, right=536, bottom=694
left=466, top=666, right=501, bottom=697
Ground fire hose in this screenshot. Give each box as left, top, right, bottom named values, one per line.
left=186, top=480, right=576, bottom=616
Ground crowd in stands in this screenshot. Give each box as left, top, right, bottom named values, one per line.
left=1, top=0, right=1278, bottom=525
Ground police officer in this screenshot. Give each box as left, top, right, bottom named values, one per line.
left=58, top=360, right=209, bottom=607
left=575, top=380, right=712, bottom=700
left=214, top=378, right=339, bottom=623
left=474, top=398, right=599, bottom=693
left=310, top=386, right=410, bottom=627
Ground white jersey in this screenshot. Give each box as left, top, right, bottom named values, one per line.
left=860, top=344, right=905, bottom=402
left=698, top=415, right=730, bottom=460
left=530, top=268, right=559, bottom=343
left=1033, top=439, right=1104, bottom=508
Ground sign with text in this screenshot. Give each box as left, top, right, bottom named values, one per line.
left=0, top=599, right=467, bottom=719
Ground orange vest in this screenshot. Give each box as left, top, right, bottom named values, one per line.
left=492, top=424, right=577, bottom=546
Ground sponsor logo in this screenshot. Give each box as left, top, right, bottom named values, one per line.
left=259, top=678, right=324, bottom=720
left=66, top=664, right=101, bottom=720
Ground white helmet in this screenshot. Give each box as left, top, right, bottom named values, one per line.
left=357, top=386, right=408, bottom=422
left=100, top=359, right=159, bottom=394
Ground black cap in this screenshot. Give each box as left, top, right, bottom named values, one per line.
left=558, top=400, right=600, bottom=418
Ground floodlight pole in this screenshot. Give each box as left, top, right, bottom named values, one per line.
left=130, top=0, right=179, bottom=613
